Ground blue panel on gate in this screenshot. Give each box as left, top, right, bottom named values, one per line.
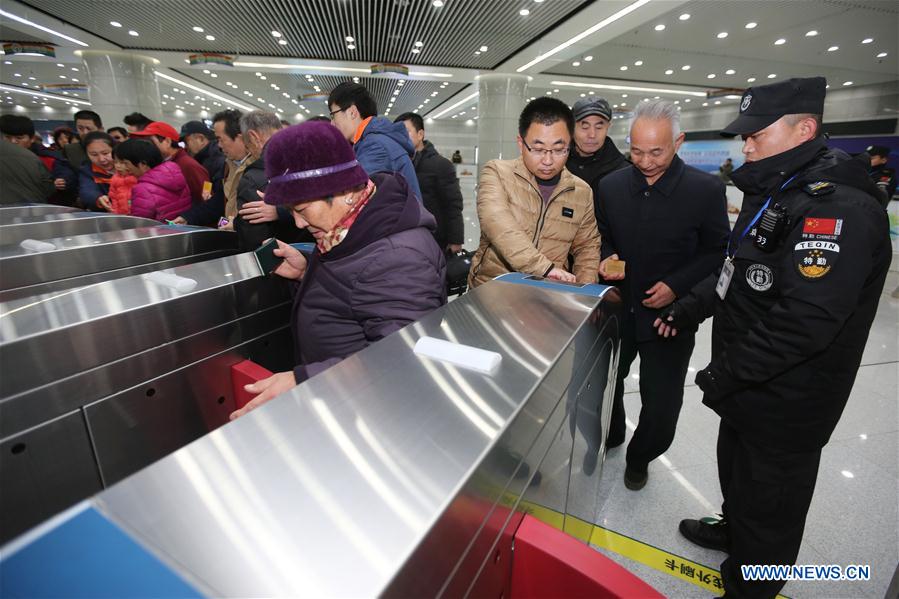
left=494, top=272, right=612, bottom=298
left=1, top=505, right=202, bottom=598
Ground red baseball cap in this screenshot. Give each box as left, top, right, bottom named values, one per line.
left=130, top=121, right=180, bottom=141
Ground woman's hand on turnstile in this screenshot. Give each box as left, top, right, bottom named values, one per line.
left=229, top=371, right=297, bottom=420
left=272, top=240, right=307, bottom=280
left=97, top=195, right=112, bottom=211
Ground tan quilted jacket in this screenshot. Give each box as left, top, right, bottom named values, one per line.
left=468, top=157, right=601, bottom=288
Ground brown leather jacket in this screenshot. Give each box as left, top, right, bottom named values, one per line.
left=468, top=157, right=600, bottom=288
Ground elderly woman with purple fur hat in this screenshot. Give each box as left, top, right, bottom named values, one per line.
left=230, top=121, right=447, bottom=419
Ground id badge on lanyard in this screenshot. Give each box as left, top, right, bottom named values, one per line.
left=716, top=257, right=734, bottom=300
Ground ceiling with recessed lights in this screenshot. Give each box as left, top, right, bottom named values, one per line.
left=0, top=0, right=896, bottom=126
left=15, top=0, right=591, bottom=68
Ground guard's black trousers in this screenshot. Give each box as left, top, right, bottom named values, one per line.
left=608, top=313, right=695, bottom=470
left=717, top=420, right=822, bottom=599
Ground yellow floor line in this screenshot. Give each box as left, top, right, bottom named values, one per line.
left=519, top=499, right=788, bottom=598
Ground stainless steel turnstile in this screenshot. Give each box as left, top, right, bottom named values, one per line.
left=0, top=225, right=238, bottom=302
left=2, top=275, right=623, bottom=597
left=0, top=253, right=294, bottom=542
left=0, top=203, right=81, bottom=219
left=0, top=212, right=159, bottom=245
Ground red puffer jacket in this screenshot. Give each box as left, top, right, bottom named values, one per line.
left=131, top=161, right=192, bottom=221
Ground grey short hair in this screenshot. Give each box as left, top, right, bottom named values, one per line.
left=632, top=99, right=681, bottom=140
left=240, top=110, right=281, bottom=136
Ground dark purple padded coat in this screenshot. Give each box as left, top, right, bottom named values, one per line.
left=291, top=172, right=447, bottom=383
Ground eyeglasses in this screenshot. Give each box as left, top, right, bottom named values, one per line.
left=522, top=139, right=569, bottom=159
left=329, top=107, right=346, bottom=117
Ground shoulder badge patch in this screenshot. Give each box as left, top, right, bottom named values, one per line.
left=795, top=240, right=840, bottom=279
left=803, top=181, right=836, bottom=196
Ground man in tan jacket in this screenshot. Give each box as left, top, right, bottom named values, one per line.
left=468, top=98, right=600, bottom=288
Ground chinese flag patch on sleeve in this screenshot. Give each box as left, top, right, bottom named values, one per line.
left=803, top=217, right=839, bottom=234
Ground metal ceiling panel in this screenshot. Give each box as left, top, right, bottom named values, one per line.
left=20, top=0, right=591, bottom=69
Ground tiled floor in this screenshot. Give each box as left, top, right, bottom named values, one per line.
left=584, top=272, right=899, bottom=598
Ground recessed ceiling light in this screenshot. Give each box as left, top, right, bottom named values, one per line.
left=654, top=24, right=665, bottom=31
left=714, top=100, right=721, bottom=105
left=584, top=55, right=593, bottom=61
left=345, top=36, right=355, bottom=43
left=259, top=75, right=266, bottom=80
left=110, top=21, right=122, bottom=27
left=347, top=44, right=356, bottom=49
left=774, top=38, right=786, bottom=45
left=474, top=50, right=481, bottom=55
left=572, top=61, right=580, bottom=66
left=684, top=98, right=691, bottom=102
left=681, top=65, right=691, bottom=70
left=480, top=45, right=488, bottom=52
left=664, top=69, right=674, bottom=75
left=432, top=0, right=444, bottom=6
left=278, top=39, right=288, bottom=45
left=634, top=60, right=643, bottom=66
left=767, top=73, right=777, bottom=78
left=827, top=45, right=838, bottom=51
left=620, top=65, right=628, bottom=71
left=621, top=94, right=627, bottom=97
left=747, top=77, right=756, bottom=82
left=128, top=30, right=139, bottom=36
left=876, top=51, right=888, bottom=58
left=717, top=32, right=728, bottom=39
left=843, top=81, right=853, bottom=86
left=679, top=13, right=690, bottom=20
left=519, top=8, right=529, bottom=15
left=861, top=38, right=873, bottom=44
left=745, top=22, right=757, bottom=29
left=203, top=69, right=210, bottom=74
left=192, top=26, right=204, bottom=32
left=71, top=67, right=78, bottom=71
left=725, top=68, right=736, bottom=75
left=553, top=88, right=559, bottom=92
left=271, top=31, right=282, bottom=38
left=707, top=73, right=716, bottom=79
left=411, top=48, right=420, bottom=53
left=206, top=35, right=215, bottom=40
left=415, top=41, right=424, bottom=47
left=805, top=30, right=818, bottom=36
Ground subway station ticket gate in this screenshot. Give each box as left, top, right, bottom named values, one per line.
left=0, top=203, right=81, bottom=219
left=0, top=225, right=238, bottom=302
left=1, top=274, right=658, bottom=597
left=0, top=253, right=295, bottom=542
left=0, top=212, right=160, bottom=245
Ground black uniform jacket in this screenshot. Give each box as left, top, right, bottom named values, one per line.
left=412, top=140, right=464, bottom=248
left=596, top=154, right=729, bottom=341
left=678, top=137, right=891, bottom=451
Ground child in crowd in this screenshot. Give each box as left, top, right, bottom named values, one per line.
left=113, top=139, right=191, bottom=222
left=108, top=158, right=138, bottom=215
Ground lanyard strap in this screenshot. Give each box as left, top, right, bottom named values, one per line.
left=727, top=175, right=797, bottom=258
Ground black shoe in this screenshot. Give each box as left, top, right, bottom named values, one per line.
left=623, top=464, right=648, bottom=490
left=679, top=516, right=730, bottom=552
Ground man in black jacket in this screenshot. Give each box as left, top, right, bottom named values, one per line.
left=661, top=78, right=890, bottom=599
left=235, top=110, right=306, bottom=250
left=395, top=112, right=464, bottom=252
left=179, top=121, right=227, bottom=226
left=597, top=99, right=729, bottom=491
left=566, top=97, right=628, bottom=201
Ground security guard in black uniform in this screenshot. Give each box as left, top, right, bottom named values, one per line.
left=866, top=144, right=896, bottom=207
left=653, top=77, right=891, bottom=598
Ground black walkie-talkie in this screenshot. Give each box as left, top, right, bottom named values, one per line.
left=754, top=204, right=788, bottom=252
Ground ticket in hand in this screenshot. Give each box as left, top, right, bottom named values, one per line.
left=202, top=180, right=213, bottom=196
left=605, top=259, right=626, bottom=276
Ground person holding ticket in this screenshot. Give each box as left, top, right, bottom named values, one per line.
left=229, top=121, right=446, bottom=419
left=596, top=99, right=729, bottom=491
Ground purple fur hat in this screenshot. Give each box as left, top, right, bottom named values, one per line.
left=264, top=121, right=369, bottom=205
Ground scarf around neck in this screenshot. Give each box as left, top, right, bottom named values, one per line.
left=316, top=179, right=376, bottom=253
